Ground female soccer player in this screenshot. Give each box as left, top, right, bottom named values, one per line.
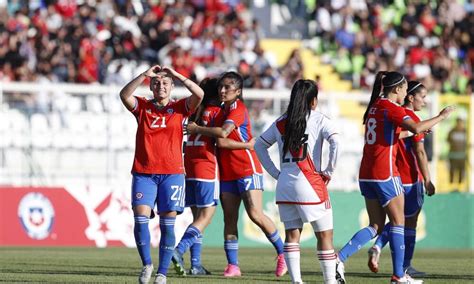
left=254, top=79, right=340, bottom=284
left=186, top=71, right=287, bottom=277
left=367, top=81, right=434, bottom=277
left=171, top=78, right=254, bottom=276
left=119, top=65, right=203, bottom=284
left=335, top=72, right=454, bottom=284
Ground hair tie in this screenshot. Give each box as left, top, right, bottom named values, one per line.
left=407, top=82, right=422, bottom=94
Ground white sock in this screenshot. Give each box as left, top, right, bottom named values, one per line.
left=284, top=242, right=302, bottom=283
left=317, top=249, right=337, bottom=284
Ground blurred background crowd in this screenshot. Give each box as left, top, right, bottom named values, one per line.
left=0, top=0, right=473, bottom=94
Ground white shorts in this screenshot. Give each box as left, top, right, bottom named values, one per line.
left=278, top=203, right=333, bottom=232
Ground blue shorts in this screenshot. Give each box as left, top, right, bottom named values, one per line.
left=221, top=174, right=264, bottom=196
left=359, top=176, right=404, bottom=207
left=404, top=181, right=424, bottom=217
left=185, top=179, right=219, bottom=208
left=131, top=173, right=185, bottom=213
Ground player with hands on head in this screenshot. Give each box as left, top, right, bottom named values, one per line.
left=186, top=71, right=287, bottom=278
left=367, top=81, right=436, bottom=277
left=335, top=71, right=454, bottom=284
left=255, top=79, right=340, bottom=284
left=120, top=64, right=204, bottom=284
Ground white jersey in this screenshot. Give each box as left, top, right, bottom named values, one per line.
left=255, top=111, right=339, bottom=205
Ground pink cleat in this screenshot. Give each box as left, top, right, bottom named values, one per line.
left=223, top=264, right=241, bottom=277
left=275, top=254, right=288, bottom=277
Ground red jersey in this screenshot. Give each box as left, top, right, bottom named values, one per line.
left=184, top=105, right=221, bottom=180
left=217, top=100, right=263, bottom=181
left=359, top=98, right=410, bottom=181
left=131, top=97, right=191, bottom=174
left=397, top=108, right=425, bottom=184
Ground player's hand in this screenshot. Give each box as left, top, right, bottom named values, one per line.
left=439, top=105, right=455, bottom=120
left=186, top=121, right=199, bottom=135
left=320, top=172, right=331, bottom=185
left=247, top=137, right=256, bottom=150
left=161, top=66, right=177, bottom=77
left=424, top=128, right=432, bottom=135
left=143, top=65, right=161, bottom=78
left=425, top=180, right=435, bottom=196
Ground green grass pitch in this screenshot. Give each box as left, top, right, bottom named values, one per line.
left=0, top=247, right=472, bottom=283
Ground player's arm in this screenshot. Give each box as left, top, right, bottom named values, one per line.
left=322, top=133, right=340, bottom=183
left=217, top=137, right=255, bottom=150
left=414, top=140, right=435, bottom=196
left=255, top=125, right=280, bottom=180
left=401, top=106, right=455, bottom=134
left=162, top=66, right=204, bottom=113
left=187, top=121, right=235, bottom=138
left=119, top=65, right=160, bottom=111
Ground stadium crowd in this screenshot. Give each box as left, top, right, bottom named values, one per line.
left=0, top=0, right=472, bottom=95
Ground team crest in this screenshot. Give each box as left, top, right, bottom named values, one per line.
left=146, top=109, right=152, bottom=114
left=167, top=108, right=174, bottom=114
left=17, top=192, right=55, bottom=240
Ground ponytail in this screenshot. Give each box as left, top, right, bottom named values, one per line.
left=363, top=71, right=386, bottom=124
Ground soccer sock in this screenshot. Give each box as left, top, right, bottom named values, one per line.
left=266, top=230, right=284, bottom=255
left=403, top=228, right=416, bottom=269
left=134, top=215, right=152, bottom=266
left=157, top=216, right=176, bottom=276
left=284, top=243, right=302, bottom=283
left=224, top=240, right=239, bottom=265
left=338, top=226, right=377, bottom=263
left=176, top=225, right=201, bottom=255
left=190, top=235, right=203, bottom=267
left=389, top=225, right=405, bottom=278
left=374, top=223, right=390, bottom=249
left=318, top=249, right=337, bottom=284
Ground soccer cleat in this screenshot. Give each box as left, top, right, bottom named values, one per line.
left=171, top=250, right=186, bottom=276
left=368, top=246, right=381, bottom=273
left=405, top=266, right=426, bottom=277
left=139, top=264, right=154, bottom=284
left=223, top=264, right=241, bottom=277
left=153, top=273, right=167, bottom=284
left=275, top=254, right=288, bottom=277
left=335, top=259, right=346, bottom=284
left=189, top=265, right=212, bottom=275
left=390, top=274, right=423, bottom=284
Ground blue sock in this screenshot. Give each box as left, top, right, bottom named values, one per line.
left=266, top=230, right=284, bottom=255
left=190, top=235, right=202, bottom=267
left=374, top=223, right=390, bottom=249
left=224, top=240, right=239, bottom=265
left=134, top=215, right=152, bottom=266
left=176, top=225, right=201, bottom=255
left=403, top=228, right=416, bottom=269
left=338, top=226, right=377, bottom=263
left=389, top=225, right=405, bottom=278
left=158, top=216, right=176, bottom=276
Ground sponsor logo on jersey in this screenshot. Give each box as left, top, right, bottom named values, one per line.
left=167, top=108, right=174, bottom=114
left=135, top=192, right=143, bottom=200
left=17, top=192, right=55, bottom=240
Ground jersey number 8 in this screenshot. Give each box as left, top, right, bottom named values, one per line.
left=366, top=118, right=377, bottom=145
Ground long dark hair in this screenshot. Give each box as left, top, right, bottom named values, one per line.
left=283, top=79, right=318, bottom=154
left=404, top=81, right=426, bottom=105
left=362, top=71, right=406, bottom=124
left=217, top=71, right=244, bottom=101
left=189, top=78, right=219, bottom=125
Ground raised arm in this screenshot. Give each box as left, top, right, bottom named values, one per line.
left=401, top=106, right=455, bottom=134
left=414, top=140, right=435, bottom=196
left=162, top=66, right=204, bottom=113
left=120, top=65, right=160, bottom=111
